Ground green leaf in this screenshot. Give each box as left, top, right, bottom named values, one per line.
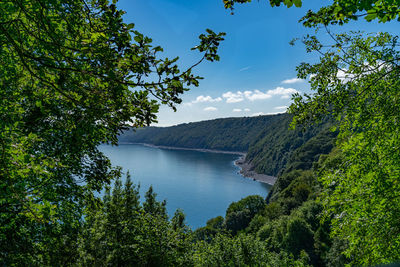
left=293, top=0, right=302, bottom=8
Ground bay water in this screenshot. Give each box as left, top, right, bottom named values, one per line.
left=100, top=144, right=270, bottom=229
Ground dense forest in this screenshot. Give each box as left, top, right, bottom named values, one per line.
left=2, top=0, right=400, bottom=266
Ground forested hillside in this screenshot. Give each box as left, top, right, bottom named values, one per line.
left=247, top=118, right=337, bottom=176
left=119, top=114, right=286, bottom=152
left=119, top=113, right=336, bottom=177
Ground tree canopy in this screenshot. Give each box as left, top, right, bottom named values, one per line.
left=223, top=0, right=400, bottom=25
left=224, top=0, right=400, bottom=264
left=0, top=0, right=224, bottom=263
left=292, top=29, right=400, bottom=265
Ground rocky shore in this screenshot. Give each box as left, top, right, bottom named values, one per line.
left=235, top=156, right=277, bottom=185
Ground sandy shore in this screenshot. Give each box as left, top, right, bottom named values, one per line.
left=235, top=156, right=277, bottom=186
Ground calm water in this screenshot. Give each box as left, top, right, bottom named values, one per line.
left=100, top=144, right=270, bottom=229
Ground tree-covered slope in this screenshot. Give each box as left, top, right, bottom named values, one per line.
left=246, top=117, right=336, bottom=176
left=119, top=114, right=336, bottom=177
left=119, top=114, right=288, bottom=152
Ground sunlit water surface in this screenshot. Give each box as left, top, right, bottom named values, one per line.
left=100, top=144, right=270, bottom=229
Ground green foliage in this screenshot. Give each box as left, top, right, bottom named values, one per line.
left=0, top=0, right=224, bottom=264
left=254, top=200, right=336, bottom=266
left=206, top=216, right=225, bottom=230
left=223, top=0, right=400, bottom=25
left=224, top=195, right=265, bottom=234
left=283, top=128, right=337, bottom=174
left=193, top=216, right=225, bottom=242
left=263, top=201, right=284, bottom=221
left=246, top=115, right=335, bottom=176
left=143, top=185, right=167, bottom=218
left=324, top=238, right=351, bottom=267
left=77, top=177, right=333, bottom=266
left=193, top=227, right=220, bottom=243
left=78, top=176, right=192, bottom=266
left=221, top=1, right=400, bottom=265
left=226, top=195, right=265, bottom=217
left=268, top=169, right=313, bottom=204
left=224, top=209, right=252, bottom=235
left=245, top=214, right=268, bottom=234
left=291, top=30, right=400, bottom=264
left=192, top=233, right=311, bottom=266
left=283, top=217, right=314, bottom=257
left=300, top=0, right=400, bottom=26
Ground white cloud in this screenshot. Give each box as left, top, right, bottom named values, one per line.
left=244, top=108, right=251, bottom=112
left=204, top=106, right=217, bottom=111
left=267, top=87, right=298, bottom=99
left=310, top=70, right=354, bottom=83
left=246, top=90, right=272, bottom=101
left=232, top=108, right=242, bottom=112
left=274, top=106, right=288, bottom=110
left=336, top=63, right=387, bottom=84
left=223, top=87, right=297, bottom=103
left=222, top=91, right=245, bottom=103
left=223, top=88, right=296, bottom=103
left=282, top=77, right=304, bottom=84
left=184, top=95, right=222, bottom=106
left=251, top=112, right=265, bottom=116
left=336, top=69, right=355, bottom=83
left=195, top=95, right=222, bottom=103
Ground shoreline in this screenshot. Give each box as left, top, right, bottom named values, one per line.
left=118, top=142, right=276, bottom=186
left=234, top=156, right=277, bottom=186
left=118, top=142, right=246, bottom=155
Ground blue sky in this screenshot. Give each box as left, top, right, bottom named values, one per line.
left=117, top=0, right=400, bottom=126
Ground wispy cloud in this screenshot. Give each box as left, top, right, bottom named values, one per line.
left=232, top=108, right=242, bottom=112
left=281, top=77, right=304, bottom=84
left=239, top=66, right=251, bottom=72
left=244, top=108, right=251, bottom=112
left=204, top=106, right=217, bottom=111
left=251, top=112, right=265, bottom=116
